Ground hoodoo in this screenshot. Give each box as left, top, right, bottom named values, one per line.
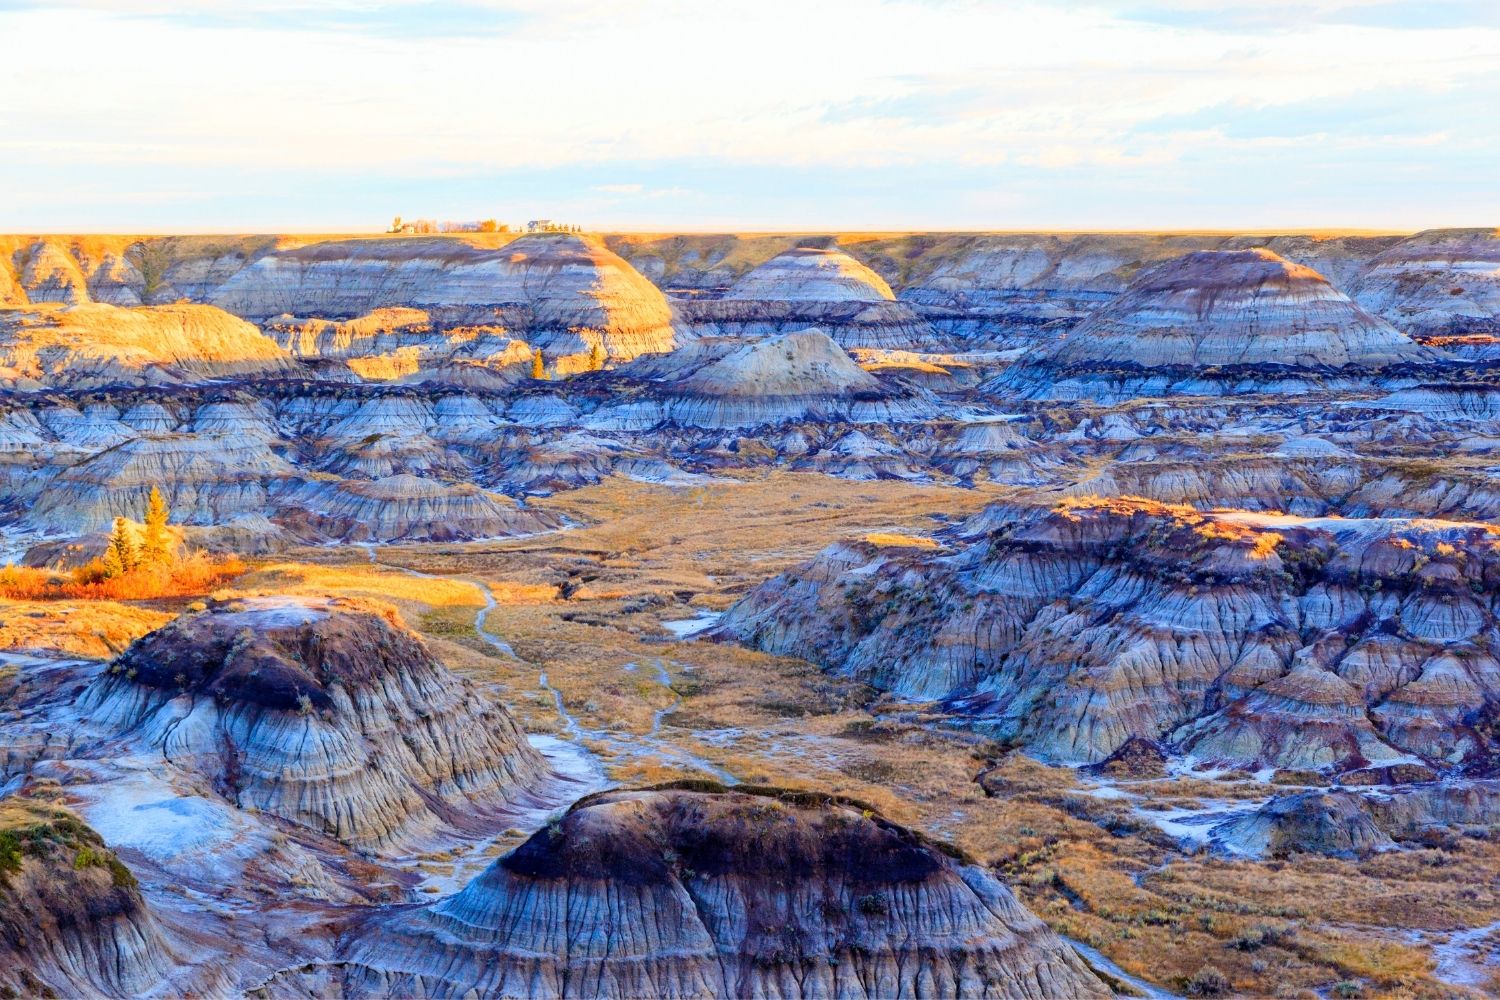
left=210, top=233, right=679, bottom=363
left=682, top=247, right=942, bottom=350
left=993, top=248, right=1433, bottom=399
left=79, top=596, right=549, bottom=848
left=718, top=498, right=1500, bottom=769
left=337, top=784, right=1109, bottom=999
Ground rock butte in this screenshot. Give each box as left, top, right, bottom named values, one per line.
left=333, top=785, right=1109, bottom=999
left=0, top=303, right=294, bottom=389
left=81, top=596, right=549, bottom=848
left=588, top=328, right=941, bottom=430
left=210, top=233, right=679, bottom=362
left=1352, top=227, right=1500, bottom=338
left=718, top=498, right=1500, bottom=769
left=681, top=248, right=944, bottom=350
left=993, top=249, right=1434, bottom=401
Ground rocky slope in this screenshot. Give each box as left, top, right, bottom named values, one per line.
left=992, top=249, right=1435, bottom=400
left=79, top=596, right=549, bottom=848
left=1218, top=780, right=1500, bottom=858
left=587, top=328, right=941, bottom=430
left=210, top=233, right=679, bottom=362
left=717, top=497, right=1500, bottom=771
left=0, top=303, right=295, bottom=389
left=0, top=791, right=185, bottom=999
left=337, top=784, right=1108, bottom=999
left=1351, top=228, right=1500, bottom=338
left=281, top=474, right=558, bottom=543
left=680, top=247, right=942, bottom=350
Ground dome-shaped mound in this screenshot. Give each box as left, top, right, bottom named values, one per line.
left=282, top=473, right=560, bottom=542
left=339, top=784, right=1108, bottom=999
left=683, top=248, right=942, bottom=350
left=0, top=302, right=296, bottom=389
left=588, top=329, right=940, bottom=430
left=726, top=247, right=896, bottom=303
left=1054, top=248, right=1428, bottom=370
left=80, top=596, right=548, bottom=848
left=1352, top=227, right=1500, bottom=338
left=210, top=234, right=678, bottom=361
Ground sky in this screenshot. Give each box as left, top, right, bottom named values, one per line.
left=1, top=0, right=1498, bottom=233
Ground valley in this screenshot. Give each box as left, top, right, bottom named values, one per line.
left=1, top=228, right=1499, bottom=997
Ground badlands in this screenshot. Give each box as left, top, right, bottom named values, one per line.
left=1, top=227, right=1499, bottom=998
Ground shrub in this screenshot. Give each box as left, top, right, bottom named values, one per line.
left=1185, top=965, right=1231, bottom=997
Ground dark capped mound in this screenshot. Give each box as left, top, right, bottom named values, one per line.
left=339, top=782, right=1109, bottom=998
left=82, top=596, right=547, bottom=848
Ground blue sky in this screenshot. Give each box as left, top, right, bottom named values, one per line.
left=1, top=0, right=1497, bottom=232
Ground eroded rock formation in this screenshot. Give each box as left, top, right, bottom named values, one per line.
left=681, top=248, right=942, bottom=350
left=80, top=597, right=548, bottom=848
left=211, top=234, right=679, bottom=362
left=718, top=497, right=1500, bottom=770
left=1352, top=228, right=1500, bottom=339
left=338, top=784, right=1108, bottom=999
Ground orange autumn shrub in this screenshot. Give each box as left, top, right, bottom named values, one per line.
left=0, top=552, right=245, bottom=602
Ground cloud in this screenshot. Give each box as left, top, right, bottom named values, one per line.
left=1, top=0, right=1497, bottom=228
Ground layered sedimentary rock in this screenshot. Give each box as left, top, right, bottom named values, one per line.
left=211, top=234, right=678, bottom=361
left=718, top=497, right=1500, bottom=769
left=78, top=597, right=548, bottom=848
left=681, top=248, right=941, bottom=349
left=268, top=307, right=536, bottom=381
left=993, top=249, right=1434, bottom=400
left=0, top=303, right=294, bottom=389
left=1218, top=780, right=1500, bottom=858
left=588, top=328, right=940, bottom=430
left=1351, top=228, right=1500, bottom=338
left=281, top=474, right=559, bottom=542
left=0, top=794, right=179, bottom=999
left=339, top=784, right=1107, bottom=999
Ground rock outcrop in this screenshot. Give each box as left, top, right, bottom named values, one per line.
left=339, top=784, right=1108, bottom=999
left=0, top=793, right=179, bottom=999
left=992, top=249, right=1434, bottom=400
left=1351, top=228, right=1500, bottom=338
left=280, top=474, right=559, bottom=542
left=1217, top=780, right=1500, bottom=858
left=79, top=597, right=548, bottom=849
left=0, top=303, right=294, bottom=389
left=682, top=248, right=942, bottom=350
left=588, top=328, right=940, bottom=430
left=718, top=497, right=1500, bottom=769
left=211, top=234, right=679, bottom=362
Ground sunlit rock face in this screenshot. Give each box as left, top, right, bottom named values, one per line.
left=1217, top=781, right=1500, bottom=858
left=78, top=597, right=548, bottom=849
left=992, top=249, right=1434, bottom=401
left=339, top=785, right=1108, bottom=999
left=0, top=795, right=186, bottom=1000
left=718, top=497, right=1500, bottom=770
left=210, top=233, right=679, bottom=362
left=267, top=306, right=536, bottom=382
left=0, top=303, right=295, bottom=390
left=280, top=473, right=559, bottom=542
left=1351, top=228, right=1500, bottom=339
left=682, top=248, right=943, bottom=350
left=588, top=328, right=940, bottom=430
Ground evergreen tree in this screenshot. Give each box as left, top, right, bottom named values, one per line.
left=143, top=487, right=171, bottom=566
left=103, top=517, right=137, bottom=578
left=531, top=347, right=548, bottom=380
left=588, top=341, right=605, bottom=372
